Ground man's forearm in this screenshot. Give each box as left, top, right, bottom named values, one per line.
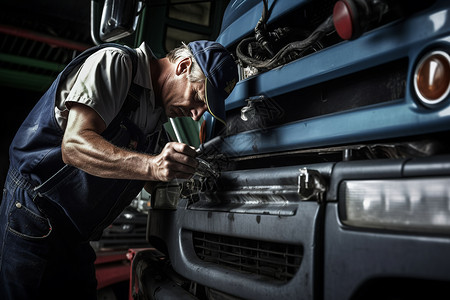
left=62, top=129, right=155, bottom=180
left=62, top=103, right=197, bottom=182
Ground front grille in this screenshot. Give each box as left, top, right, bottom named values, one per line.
left=226, top=58, right=408, bottom=135
left=192, top=231, right=303, bottom=282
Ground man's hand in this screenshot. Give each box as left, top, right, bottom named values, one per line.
left=150, top=142, right=198, bottom=181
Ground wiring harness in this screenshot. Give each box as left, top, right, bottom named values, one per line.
left=236, top=0, right=335, bottom=72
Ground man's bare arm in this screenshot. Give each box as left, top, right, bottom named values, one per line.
left=61, top=103, right=197, bottom=181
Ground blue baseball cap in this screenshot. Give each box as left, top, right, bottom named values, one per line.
left=188, top=40, right=238, bottom=125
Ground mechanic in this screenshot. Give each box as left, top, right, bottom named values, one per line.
left=0, top=40, right=238, bottom=299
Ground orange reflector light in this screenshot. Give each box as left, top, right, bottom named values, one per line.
left=333, top=1, right=354, bottom=40
left=414, top=50, right=450, bottom=106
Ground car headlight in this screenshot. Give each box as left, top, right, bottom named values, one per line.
left=341, top=177, right=450, bottom=233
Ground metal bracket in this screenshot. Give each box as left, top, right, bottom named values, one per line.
left=298, top=168, right=326, bottom=202
left=240, top=95, right=266, bottom=121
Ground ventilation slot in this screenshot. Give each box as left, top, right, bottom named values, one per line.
left=192, top=231, right=303, bottom=282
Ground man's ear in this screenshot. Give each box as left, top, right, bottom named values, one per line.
left=176, top=57, right=192, bottom=76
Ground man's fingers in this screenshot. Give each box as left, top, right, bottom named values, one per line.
left=158, top=156, right=196, bottom=174
left=152, top=142, right=200, bottom=181
left=163, top=143, right=198, bottom=167
left=168, top=151, right=198, bottom=169
left=171, top=142, right=197, bottom=158
left=154, top=162, right=195, bottom=181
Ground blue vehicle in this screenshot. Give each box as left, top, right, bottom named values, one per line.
left=124, top=0, right=450, bottom=299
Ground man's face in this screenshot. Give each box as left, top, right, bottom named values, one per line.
left=161, top=57, right=208, bottom=122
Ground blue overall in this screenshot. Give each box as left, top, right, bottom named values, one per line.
left=0, top=44, right=163, bottom=299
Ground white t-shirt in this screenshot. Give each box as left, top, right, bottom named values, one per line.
left=55, top=42, right=166, bottom=137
